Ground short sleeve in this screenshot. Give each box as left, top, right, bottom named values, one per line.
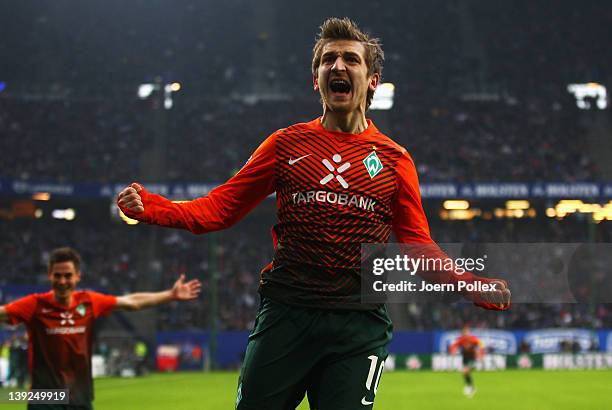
left=88, top=292, right=117, bottom=318
left=5, top=295, right=38, bottom=325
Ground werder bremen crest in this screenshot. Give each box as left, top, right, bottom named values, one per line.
left=76, top=304, right=86, bottom=317
left=363, top=151, right=383, bottom=178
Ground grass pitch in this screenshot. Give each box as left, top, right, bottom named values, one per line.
left=5, top=370, right=612, bottom=409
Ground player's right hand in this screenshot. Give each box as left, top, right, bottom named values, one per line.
left=117, top=183, right=145, bottom=214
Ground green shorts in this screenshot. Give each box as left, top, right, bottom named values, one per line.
left=236, top=298, right=393, bottom=410
left=462, top=355, right=477, bottom=368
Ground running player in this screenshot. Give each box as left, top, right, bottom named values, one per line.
left=449, top=326, right=484, bottom=397
left=117, top=17, right=510, bottom=409
left=0, top=247, right=201, bottom=410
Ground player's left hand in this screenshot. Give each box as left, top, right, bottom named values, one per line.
left=171, top=274, right=202, bottom=300
left=470, top=278, right=511, bottom=311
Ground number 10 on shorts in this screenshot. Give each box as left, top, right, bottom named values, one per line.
left=363, top=355, right=385, bottom=405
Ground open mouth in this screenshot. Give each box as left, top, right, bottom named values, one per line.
left=329, top=79, right=351, bottom=95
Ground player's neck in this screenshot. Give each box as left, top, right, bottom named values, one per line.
left=53, top=291, right=73, bottom=307
left=321, top=109, right=368, bottom=134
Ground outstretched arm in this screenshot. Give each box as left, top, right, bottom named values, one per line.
left=115, top=274, right=202, bottom=311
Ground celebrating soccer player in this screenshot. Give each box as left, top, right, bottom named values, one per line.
left=117, top=17, right=510, bottom=409
left=449, top=326, right=484, bottom=397
left=0, top=247, right=202, bottom=410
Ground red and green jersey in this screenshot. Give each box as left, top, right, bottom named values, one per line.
left=126, top=118, right=465, bottom=309
left=5, top=290, right=116, bottom=405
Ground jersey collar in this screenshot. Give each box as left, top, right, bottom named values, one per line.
left=44, top=290, right=83, bottom=310
left=312, top=117, right=379, bottom=139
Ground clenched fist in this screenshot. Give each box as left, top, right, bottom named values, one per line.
left=117, top=183, right=145, bottom=214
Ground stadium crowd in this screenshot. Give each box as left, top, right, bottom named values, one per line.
left=1, top=1, right=608, bottom=184
left=469, top=0, right=612, bottom=96
left=0, top=97, right=600, bottom=184
left=5, top=1, right=608, bottom=93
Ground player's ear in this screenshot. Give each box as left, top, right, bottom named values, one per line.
left=313, top=73, right=319, bottom=91
left=368, top=73, right=380, bottom=92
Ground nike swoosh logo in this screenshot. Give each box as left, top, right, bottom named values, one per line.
left=361, top=397, right=374, bottom=406
left=288, top=154, right=311, bottom=165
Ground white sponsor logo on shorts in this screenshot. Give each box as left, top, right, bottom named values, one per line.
left=361, top=397, right=374, bottom=405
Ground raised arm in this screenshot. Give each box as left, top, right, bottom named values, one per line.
left=116, top=133, right=276, bottom=234
left=115, top=274, right=202, bottom=311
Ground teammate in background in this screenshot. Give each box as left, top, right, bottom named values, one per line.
left=117, top=17, right=510, bottom=409
left=449, top=326, right=484, bottom=398
left=0, top=247, right=201, bottom=410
